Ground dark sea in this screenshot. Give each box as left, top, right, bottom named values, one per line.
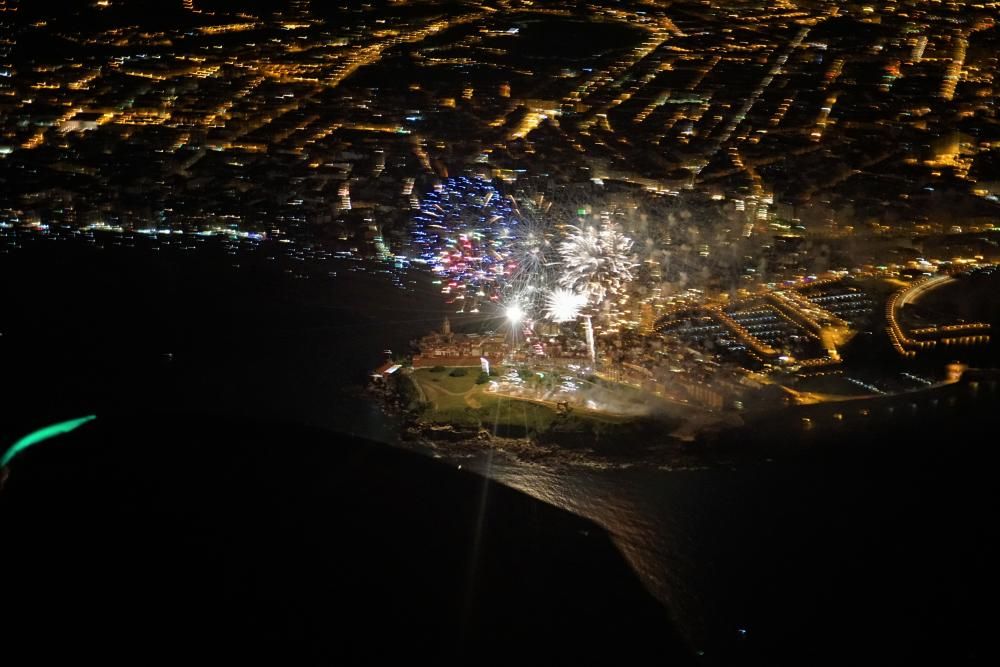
left=2, top=232, right=998, bottom=665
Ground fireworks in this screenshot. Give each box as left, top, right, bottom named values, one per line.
left=502, top=193, right=559, bottom=315
left=509, top=222, right=554, bottom=288
left=583, top=314, right=596, bottom=363
left=544, top=288, right=587, bottom=323
left=509, top=196, right=555, bottom=275
left=557, top=223, right=635, bottom=305
left=411, top=180, right=638, bottom=353
left=411, top=177, right=516, bottom=310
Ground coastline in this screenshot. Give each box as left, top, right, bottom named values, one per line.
left=373, top=367, right=1000, bottom=468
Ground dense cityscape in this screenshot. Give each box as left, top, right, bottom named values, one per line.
left=6, top=0, right=999, bottom=432
left=4, top=1, right=1000, bottom=664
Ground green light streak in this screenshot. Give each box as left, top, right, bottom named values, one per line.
left=1, top=415, right=97, bottom=467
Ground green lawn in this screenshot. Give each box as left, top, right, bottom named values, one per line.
left=410, top=368, right=482, bottom=414
left=412, top=367, right=480, bottom=394
left=407, top=365, right=657, bottom=438
left=475, top=394, right=559, bottom=432
left=409, top=367, right=557, bottom=432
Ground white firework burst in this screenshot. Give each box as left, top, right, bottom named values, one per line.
left=557, top=224, right=635, bottom=305
left=544, top=288, right=587, bottom=323
left=508, top=199, right=556, bottom=292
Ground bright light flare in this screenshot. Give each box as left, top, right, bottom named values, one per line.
left=505, top=304, right=525, bottom=324
left=545, top=288, right=587, bottom=323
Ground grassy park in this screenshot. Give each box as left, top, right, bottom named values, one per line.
left=403, top=366, right=649, bottom=439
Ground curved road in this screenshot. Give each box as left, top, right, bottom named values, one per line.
left=897, top=274, right=954, bottom=310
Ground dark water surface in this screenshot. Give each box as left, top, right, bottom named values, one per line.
left=465, top=448, right=1000, bottom=664
left=3, top=237, right=998, bottom=664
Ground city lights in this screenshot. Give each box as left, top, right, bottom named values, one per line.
left=5, top=4, right=1000, bottom=661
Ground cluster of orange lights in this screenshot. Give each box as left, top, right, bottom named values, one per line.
left=886, top=275, right=992, bottom=357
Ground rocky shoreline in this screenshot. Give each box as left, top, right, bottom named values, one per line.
left=366, top=380, right=730, bottom=467
left=399, top=419, right=715, bottom=468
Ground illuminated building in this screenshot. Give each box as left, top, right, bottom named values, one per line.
left=289, top=0, right=310, bottom=19
left=0, top=0, right=16, bottom=101
left=412, top=318, right=509, bottom=367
